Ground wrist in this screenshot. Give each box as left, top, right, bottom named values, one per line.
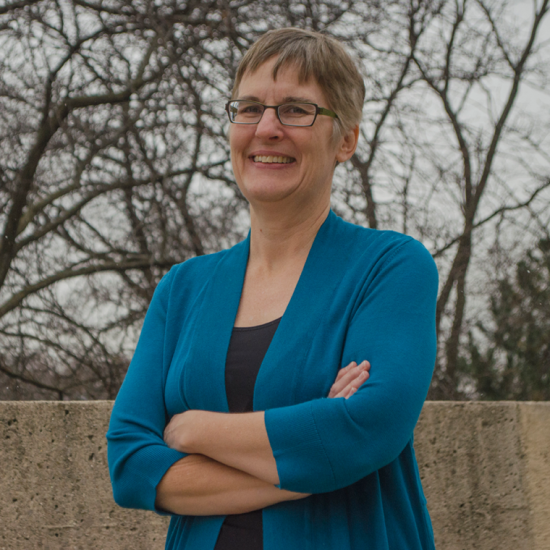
left=180, top=410, right=213, bottom=454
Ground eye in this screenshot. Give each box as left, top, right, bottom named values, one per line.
left=238, top=102, right=263, bottom=115
left=280, top=104, right=313, bottom=117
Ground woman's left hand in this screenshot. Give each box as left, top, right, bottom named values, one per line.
left=328, top=360, right=370, bottom=399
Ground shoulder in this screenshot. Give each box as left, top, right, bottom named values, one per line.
left=330, top=221, right=439, bottom=318
left=151, top=244, right=240, bottom=306
left=158, top=230, right=250, bottom=299
left=330, top=214, right=436, bottom=276
left=168, top=248, right=230, bottom=281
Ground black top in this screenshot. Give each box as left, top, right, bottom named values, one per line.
left=214, top=317, right=281, bottom=550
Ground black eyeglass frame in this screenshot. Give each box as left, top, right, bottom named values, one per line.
left=225, top=100, right=339, bottom=127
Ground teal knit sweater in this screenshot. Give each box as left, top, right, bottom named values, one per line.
left=107, top=210, right=438, bottom=550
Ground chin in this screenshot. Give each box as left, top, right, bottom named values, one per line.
left=242, top=181, right=297, bottom=203
left=249, top=191, right=293, bottom=205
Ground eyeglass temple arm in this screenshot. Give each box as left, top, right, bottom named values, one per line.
left=318, top=107, right=338, bottom=119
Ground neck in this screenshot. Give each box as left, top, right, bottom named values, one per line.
left=248, top=200, right=330, bottom=273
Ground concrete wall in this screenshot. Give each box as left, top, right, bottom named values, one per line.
left=1, top=401, right=549, bottom=550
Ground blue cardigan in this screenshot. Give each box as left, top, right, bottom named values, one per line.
left=107, top=210, right=438, bottom=550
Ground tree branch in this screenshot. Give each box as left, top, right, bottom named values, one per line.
left=433, top=178, right=550, bottom=258
left=0, top=257, right=173, bottom=319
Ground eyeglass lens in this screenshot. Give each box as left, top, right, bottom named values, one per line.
left=228, top=101, right=316, bottom=126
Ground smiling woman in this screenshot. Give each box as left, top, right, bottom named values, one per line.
left=226, top=55, right=359, bottom=246
left=107, top=28, right=439, bottom=550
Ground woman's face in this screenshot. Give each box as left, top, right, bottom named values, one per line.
left=229, top=57, right=358, bottom=210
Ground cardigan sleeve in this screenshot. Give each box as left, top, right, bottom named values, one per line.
left=264, top=238, right=438, bottom=494
left=106, top=270, right=187, bottom=512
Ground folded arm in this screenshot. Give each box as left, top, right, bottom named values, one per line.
left=156, top=361, right=369, bottom=514
left=155, top=454, right=308, bottom=516
left=163, top=360, right=370, bottom=486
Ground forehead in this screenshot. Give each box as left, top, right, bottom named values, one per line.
left=237, top=58, right=326, bottom=104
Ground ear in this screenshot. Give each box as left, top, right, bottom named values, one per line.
left=335, top=125, right=359, bottom=163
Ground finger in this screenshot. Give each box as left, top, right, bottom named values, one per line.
left=340, top=385, right=358, bottom=400
left=328, top=363, right=356, bottom=397
left=328, top=362, right=367, bottom=397
left=333, top=361, right=357, bottom=382
left=329, top=361, right=370, bottom=397
left=334, top=368, right=370, bottom=398
left=345, top=387, right=357, bottom=399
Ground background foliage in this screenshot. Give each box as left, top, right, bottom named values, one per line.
left=1, top=0, right=549, bottom=400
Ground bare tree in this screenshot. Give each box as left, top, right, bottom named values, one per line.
left=332, top=0, right=550, bottom=398
left=0, top=0, right=246, bottom=398
left=414, top=0, right=550, bottom=397
left=1, top=0, right=549, bottom=400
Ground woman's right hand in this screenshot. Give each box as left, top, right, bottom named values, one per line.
left=328, top=360, right=370, bottom=399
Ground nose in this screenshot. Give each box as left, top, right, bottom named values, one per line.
left=255, top=106, right=284, bottom=140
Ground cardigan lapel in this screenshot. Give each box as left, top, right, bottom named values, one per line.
left=254, top=210, right=352, bottom=410
left=183, top=235, right=249, bottom=413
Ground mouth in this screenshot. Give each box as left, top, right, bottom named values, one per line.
left=252, top=155, right=295, bottom=164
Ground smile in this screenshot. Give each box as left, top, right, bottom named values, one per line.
left=252, top=155, right=295, bottom=164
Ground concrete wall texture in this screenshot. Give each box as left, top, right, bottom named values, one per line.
left=0, top=401, right=548, bottom=550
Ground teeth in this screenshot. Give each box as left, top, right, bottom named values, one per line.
left=253, top=155, right=294, bottom=164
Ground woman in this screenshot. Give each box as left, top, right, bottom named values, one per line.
left=107, top=28, right=438, bottom=550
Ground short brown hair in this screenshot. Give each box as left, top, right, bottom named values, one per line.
left=232, top=28, right=365, bottom=139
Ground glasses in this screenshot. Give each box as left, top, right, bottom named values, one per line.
left=225, top=100, right=338, bottom=127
